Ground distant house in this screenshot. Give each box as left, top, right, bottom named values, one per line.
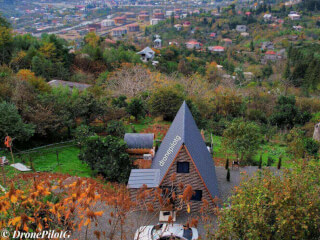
left=262, top=49, right=286, bottom=63
left=264, top=50, right=277, bottom=61
left=186, top=40, right=201, bottom=50
left=209, top=32, right=216, bottom=38
left=127, top=102, right=219, bottom=213
left=174, top=24, right=182, bottom=31
left=138, top=14, right=149, bottom=21
left=288, top=13, right=300, bottom=20
left=127, top=23, right=140, bottom=32
left=101, top=19, right=115, bottom=28
left=169, top=41, right=179, bottom=46
left=154, top=38, right=162, bottom=49
left=124, top=12, right=136, bottom=18
left=223, top=38, right=232, bottom=46
left=241, top=32, right=249, bottom=37
left=263, top=14, right=272, bottom=21
left=208, top=46, right=225, bottom=52
left=154, top=12, right=165, bottom=19
left=48, top=80, right=91, bottom=91
left=166, top=10, right=174, bottom=17
left=183, top=21, right=191, bottom=27
left=114, top=16, right=126, bottom=24
left=174, top=8, right=182, bottom=14
left=150, top=18, right=161, bottom=25
left=112, top=27, right=127, bottom=37
left=261, top=41, right=274, bottom=50
left=236, top=25, right=247, bottom=32
left=293, top=25, right=303, bottom=31
left=137, top=47, right=155, bottom=62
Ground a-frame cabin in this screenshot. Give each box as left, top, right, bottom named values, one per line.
left=128, top=101, right=219, bottom=212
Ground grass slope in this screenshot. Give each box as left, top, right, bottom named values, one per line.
left=1, top=144, right=92, bottom=182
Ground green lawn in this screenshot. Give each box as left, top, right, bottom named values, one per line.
left=125, top=118, right=294, bottom=168
left=1, top=144, right=92, bottom=182
left=211, top=135, right=294, bottom=167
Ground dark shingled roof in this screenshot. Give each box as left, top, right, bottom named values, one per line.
left=128, top=169, right=160, bottom=188
left=124, top=133, right=154, bottom=149
left=151, top=101, right=219, bottom=199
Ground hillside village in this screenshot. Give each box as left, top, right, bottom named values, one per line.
left=0, top=0, right=320, bottom=239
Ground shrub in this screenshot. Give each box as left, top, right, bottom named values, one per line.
left=222, top=119, right=262, bottom=164
left=106, top=120, right=125, bottom=138
left=79, top=135, right=132, bottom=182
left=148, top=86, right=185, bottom=121
left=211, top=161, right=320, bottom=239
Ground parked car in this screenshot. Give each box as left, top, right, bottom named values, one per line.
left=134, top=223, right=199, bottom=240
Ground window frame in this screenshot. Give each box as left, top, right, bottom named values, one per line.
left=176, top=161, right=190, bottom=173
left=190, top=190, right=202, bottom=201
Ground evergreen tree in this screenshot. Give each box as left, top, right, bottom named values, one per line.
left=259, top=154, right=263, bottom=169
left=283, top=60, right=291, bottom=80
left=277, top=157, right=282, bottom=169
left=250, top=40, right=254, bottom=52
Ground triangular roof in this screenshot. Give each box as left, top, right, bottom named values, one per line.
left=137, top=47, right=155, bottom=55
left=151, top=101, right=219, bottom=200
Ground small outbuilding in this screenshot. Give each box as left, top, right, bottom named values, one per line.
left=124, top=133, right=155, bottom=150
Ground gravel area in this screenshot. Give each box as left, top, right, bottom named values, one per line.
left=72, top=166, right=279, bottom=239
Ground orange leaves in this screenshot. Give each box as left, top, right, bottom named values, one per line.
left=94, top=211, right=104, bottom=217
left=181, top=184, right=194, bottom=202
left=170, top=173, right=176, bottom=182
left=9, top=216, right=21, bottom=226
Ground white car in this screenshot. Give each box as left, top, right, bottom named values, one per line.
left=134, top=223, right=199, bottom=240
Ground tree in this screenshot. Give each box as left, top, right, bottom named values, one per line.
left=205, top=62, right=221, bottom=85
left=222, top=119, right=262, bottom=164
left=112, top=95, right=128, bottom=108
left=74, top=124, right=92, bottom=147
left=0, top=16, right=13, bottom=65
left=226, top=168, right=230, bottom=181
left=0, top=101, right=35, bottom=142
left=250, top=40, right=254, bottom=52
left=277, top=157, right=282, bottom=169
left=270, top=95, right=311, bottom=129
left=17, top=69, right=50, bottom=92
left=126, top=97, right=146, bottom=120
left=286, top=127, right=306, bottom=158
left=79, top=135, right=132, bottom=183
left=225, top=158, right=229, bottom=170
left=283, top=60, right=291, bottom=80
left=304, top=138, right=320, bottom=159
left=148, top=86, right=185, bottom=121
left=210, top=162, right=320, bottom=239
left=259, top=154, right=263, bottom=169
left=106, top=120, right=125, bottom=138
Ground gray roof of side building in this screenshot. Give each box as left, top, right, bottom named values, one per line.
left=128, top=169, right=160, bottom=188
left=150, top=101, right=219, bottom=200
left=124, top=133, right=154, bottom=149
left=48, top=80, right=92, bottom=91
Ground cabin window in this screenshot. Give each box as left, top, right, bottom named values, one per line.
left=191, top=190, right=202, bottom=201
left=177, top=162, right=189, bottom=173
